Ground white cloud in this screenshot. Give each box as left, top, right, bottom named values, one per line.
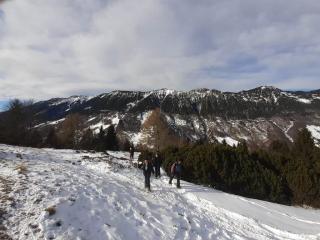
left=0, top=0, right=320, bottom=100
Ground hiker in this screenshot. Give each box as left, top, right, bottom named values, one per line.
left=169, top=159, right=183, bottom=188
left=153, top=152, right=162, bottom=178
left=129, top=146, right=134, bottom=161
left=142, top=159, right=154, bottom=191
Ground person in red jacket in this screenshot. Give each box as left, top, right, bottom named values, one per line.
left=169, top=159, right=183, bottom=188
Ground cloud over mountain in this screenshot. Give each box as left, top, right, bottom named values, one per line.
left=0, top=0, right=320, bottom=100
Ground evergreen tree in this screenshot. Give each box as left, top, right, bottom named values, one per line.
left=45, top=127, right=60, bottom=148
left=79, top=129, right=94, bottom=150
left=4, top=99, right=28, bottom=145
left=105, top=125, right=119, bottom=151
left=95, top=126, right=106, bottom=152
left=285, top=128, right=320, bottom=207
left=120, top=138, right=131, bottom=151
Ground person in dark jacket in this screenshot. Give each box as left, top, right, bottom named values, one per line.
left=153, top=152, right=162, bottom=178
left=129, top=146, right=134, bottom=161
left=169, top=159, right=183, bottom=188
left=142, top=159, right=154, bottom=191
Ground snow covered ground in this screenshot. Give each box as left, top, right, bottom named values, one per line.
left=216, top=137, right=239, bottom=147
left=0, top=145, right=319, bottom=240
left=307, top=125, right=320, bottom=147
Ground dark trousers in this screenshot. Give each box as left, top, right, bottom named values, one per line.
left=144, top=174, right=151, bottom=190
left=169, top=173, right=181, bottom=188
left=155, top=166, right=161, bottom=178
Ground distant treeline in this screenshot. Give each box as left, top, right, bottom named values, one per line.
left=0, top=99, right=126, bottom=151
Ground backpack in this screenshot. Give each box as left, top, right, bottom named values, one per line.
left=170, top=163, right=176, bottom=173
left=175, top=163, right=182, bottom=173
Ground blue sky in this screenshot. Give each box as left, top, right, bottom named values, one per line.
left=0, top=0, right=320, bottom=101
left=0, top=100, right=7, bottom=112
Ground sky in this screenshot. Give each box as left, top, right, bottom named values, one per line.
left=0, top=100, right=7, bottom=111
left=0, top=0, right=320, bottom=101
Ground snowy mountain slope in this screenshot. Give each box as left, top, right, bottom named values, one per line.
left=0, top=145, right=319, bottom=240
left=307, top=125, right=320, bottom=147
left=21, top=86, right=320, bottom=149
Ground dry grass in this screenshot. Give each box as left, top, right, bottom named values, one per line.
left=15, top=164, right=28, bottom=174
left=45, top=206, right=56, bottom=216
left=0, top=177, right=13, bottom=240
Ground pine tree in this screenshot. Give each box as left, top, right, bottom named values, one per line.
left=95, top=126, right=106, bottom=152
left=105, top=125, right=119, bottom=151
left=293, top=128, right=315, bottom=166
left=45, top=127, right=60, bottom=148
left=4, top=99, right=28, bottom=145
left=80, top=129, right=94, bottom=150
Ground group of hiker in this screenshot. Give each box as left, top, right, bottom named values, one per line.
left=129, top=147, right=183, bottom=192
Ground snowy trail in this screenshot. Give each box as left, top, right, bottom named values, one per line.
left=0, top=145, right=319, bottom=240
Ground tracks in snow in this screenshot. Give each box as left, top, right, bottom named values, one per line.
left=0, top=146, right=319, bottom=240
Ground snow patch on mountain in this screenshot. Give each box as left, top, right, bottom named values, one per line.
left=282, top=92, right=313, bottom=104
left=216, top=137, right=239, bottom=146
left=138, top=111, right=152, bottom=125
left=272, top=120, right=294, bottom=142
left=112, top=115, right=120, bottom=125
left=87, top=116, right=97, bottom=122
left=33, top=118, right=66, bottom=128
left=296, top=98, right=312, bottom=104
left=306, top=125, right=320, bottom=147
left=128, top=132, right=143, bottom=146
left=285, top=121, right=295, bottom=142
left=173, top=116, right=187, bottom=126
left=90, top=121, right=110, bottom=133
left=49, top=96, right=89, bottom=107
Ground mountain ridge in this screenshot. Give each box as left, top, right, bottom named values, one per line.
left=3, top=86, right=320, bottom=149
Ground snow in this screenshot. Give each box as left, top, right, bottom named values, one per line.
left=272, top=92, right=279, bottom=103
left=49, top=96, right=88, bottom=107
left=0, top=144, right=319, bottom=240
left=260, top=86, right=277, bottom=90
left=47, top=118, right=66, bottom=125
left=90, top=121, right=110, bottom=133
left=306, top=125, right=320, bottom=147
left=272, top=120, right=294, bottom=142
left=296, top=98, right=312, bottom=104
left=34, top=118, right=66, bottom=128
left=154, top=89, right=176, bottom=97
left=138, top=111, right=152, bottom=124
left=128, top=132, right=143, bottom=146
left=282, top=92, right=313, bottom=104
left=174, top=117, right=187, bottom=126
left=33, top=122, right=46, bottom=128
left=216, top=136, right=239, bottom=146
left=87, top=115, right=120, bottom=134
left=112, top=115, right=120, bottom=125
left=285, top=121, right=295, bottom=142
left=87, top=116, right=97, bottom=122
